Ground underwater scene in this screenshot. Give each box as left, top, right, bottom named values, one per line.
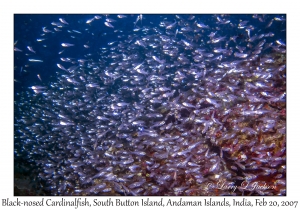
left=14, top=14, right=286, bottom=196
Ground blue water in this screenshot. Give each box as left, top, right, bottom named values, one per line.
left=14, top=14, right=286, bottom=93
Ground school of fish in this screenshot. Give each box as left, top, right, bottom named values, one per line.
left=14, top=14, right=286, bottom=195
